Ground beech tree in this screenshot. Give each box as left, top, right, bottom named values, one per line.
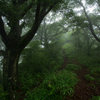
left=0, top=0, right=65, bottom=99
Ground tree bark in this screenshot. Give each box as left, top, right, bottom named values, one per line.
left=3, top=48, right=21, bottom=100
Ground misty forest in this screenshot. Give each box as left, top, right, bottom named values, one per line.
left=0, top=0, right=100, bottom=100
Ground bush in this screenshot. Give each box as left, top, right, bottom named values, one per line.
left=84, top=74, right=95, bottom=81
left=25, top=69, right=79, bottom=100
left=66, top=64, right=81, bottom=71
left=77, top=56, right=100, bottom=67
left=0, top=85, right=8, bottom=100
left=90, top=95, right=100, bottom=100
left=90, top=67, right=100, bottom=76
left=89, top=66, right=100, bottom=83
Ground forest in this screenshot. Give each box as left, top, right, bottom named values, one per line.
left=0, top=0, right=100, bottom=100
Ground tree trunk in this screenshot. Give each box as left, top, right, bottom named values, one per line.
left=3, top=48, right=21, bottom=100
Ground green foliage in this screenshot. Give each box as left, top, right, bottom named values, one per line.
left=0, top=85, right=8, bottom=100
left=19, top=64, right=62, bottom=91
left=25, top=69, right=78, bottom=100
left=19, top=40, right=64, bottom=91
left=20, top=72, right=40, bottom=91
left=88, top=66, right=100, bottom=83
left=84, top=74, right=95, bottom=81
left=63, top=43, right=75, bottom=56
left=82, top=63, right=100, bottom=83
left=90, top=95, right=100, bottom=100
left=20, top=40, right=63, bottom=70
left=66, top=64, right=81, bottom=71
left=0, top=70, right=3, bottom=84
left=77, top=56, right=93, bottom=66
left=75, top=55, right=100, bottom=67
left=89, top=67, right=100, bottom=76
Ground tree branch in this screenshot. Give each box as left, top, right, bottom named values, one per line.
left=19, top=1, right=59, bottom=49
left=21, top=2, right=34, bottom=17
left=83, top=7, right=100, bottom=42
left=0, top=15, right=9, bottom=45
left=35, top=0, right=41, bottom=24
left=74, top=0, right=100, bottom=43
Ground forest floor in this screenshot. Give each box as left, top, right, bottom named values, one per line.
left=17, top=54, right=100, bottom=100
left=62, top=55, right=100, bottom=100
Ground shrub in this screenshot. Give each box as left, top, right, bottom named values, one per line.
left=90, top=67, right=100, bottom=76
left=90, top=95, right=100, bottom=100
left=66, top=64, right=81, bottom=71
left=84, top=74, right=95, bottom=81
left=0, top=85, right=8, bottom=100
left=25, top=69, right=78, bottom=100
left=89, top=67, right=100, bottom=83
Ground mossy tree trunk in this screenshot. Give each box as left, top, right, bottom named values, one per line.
left=3, top=47, right=22, bottom=100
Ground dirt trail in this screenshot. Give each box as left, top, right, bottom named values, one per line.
left=62, top=56, right=100, bottom=100
left=65, top=67, right=100, bottom=100
left=58, top=56, right=69, bottom=71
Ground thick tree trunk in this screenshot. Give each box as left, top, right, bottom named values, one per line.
left=3, top=48, right=21, bottom=100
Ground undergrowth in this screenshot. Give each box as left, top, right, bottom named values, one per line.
left=84, top=74, right=95, bottom=81
left=90, top=95, right=100, bottom=100
left=24, top=69, right=79, bottom=100
left=66, top=64, right=81, bottom=71
left=0, top=85, right=8, bottom=100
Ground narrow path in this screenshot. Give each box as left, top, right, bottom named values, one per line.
left=62, top=57, right=100, bottom=100
left=58, top=55, right=69, bottom=71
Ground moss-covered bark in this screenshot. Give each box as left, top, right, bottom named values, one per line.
left=3, top=48, right=21, bottom=100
